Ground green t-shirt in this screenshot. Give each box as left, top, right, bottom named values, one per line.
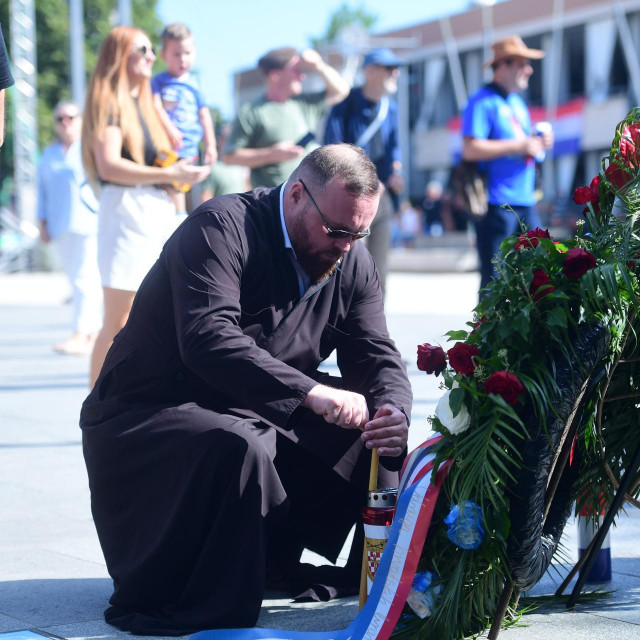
left=224, top=91, right=326, bottom=188
left=206, top=161, right=248, bottom=196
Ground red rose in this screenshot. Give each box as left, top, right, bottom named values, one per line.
left=573, top=185, right=592, bottom=205
left=484, top=371, right=525, bottom=405
left=605, top=161, right=633, bottom=191
left=604, top=122, right=640, bottom=193
left=573, top=176, right=601, bottom=214
left=447, top=343, right=480, bottom=376
left=529, top=269, right=555, bottom=301
left=562, top=248, right=597, bottom=279
left=617, top=122, right=640, bottom=166
left=417, top=343, right=447, bottom=376
left=514, top=227, right=551, bottom=250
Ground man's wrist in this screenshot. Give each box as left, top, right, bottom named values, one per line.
left=314, top=60, right=329, bottom=76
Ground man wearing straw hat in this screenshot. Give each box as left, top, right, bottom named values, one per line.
left=462, top=35, right=554, bottom=293
left=80, top=143, right=411, bottom=634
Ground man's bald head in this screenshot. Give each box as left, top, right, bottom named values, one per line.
left=290, top=144, right=380, bottom=197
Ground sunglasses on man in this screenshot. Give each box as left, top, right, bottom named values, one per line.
left=299, top=178, right=371, bottom=241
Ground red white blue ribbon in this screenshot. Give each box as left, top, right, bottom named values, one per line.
left=191, top=436, right=450, bottom=640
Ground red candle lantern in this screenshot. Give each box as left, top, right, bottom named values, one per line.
left=362, top=488, right=397, bottom=595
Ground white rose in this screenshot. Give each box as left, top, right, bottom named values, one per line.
left=435, top=389, right=471, bottom=435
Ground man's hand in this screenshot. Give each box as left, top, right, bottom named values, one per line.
left=520, top=136, right=544, bottom=157
left=303, top=384, right=369, bottom=429
left=541, top=128, right=554, bottom=150
left=298, top=48, right=324, bottom=72
left=269, top=141, right=305, bottom=162
left=361, top=404, right=408, bottom=457
left=300, top=48, right=349, bottom=106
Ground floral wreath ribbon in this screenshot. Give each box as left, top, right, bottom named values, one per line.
left=191, top=436, right=451, bottom=640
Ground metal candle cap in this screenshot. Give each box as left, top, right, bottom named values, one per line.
left=367, top=488, right=398, bottom=509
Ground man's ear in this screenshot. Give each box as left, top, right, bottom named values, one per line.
left=267, top=69, right=281, bottom=84
left=289, top=180, right=303, bottom=204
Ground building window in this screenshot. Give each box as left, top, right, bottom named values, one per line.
left=565, top=24, right=585, bottom=99
left=408, top=61, right=425, bottom=131
left=461, top=48, right=484, bottom=97
left=610, top=33, right=629, bottom=96
left=523, top=34, right=544, bottom=106
left=432, top=70, right=457, bottom=127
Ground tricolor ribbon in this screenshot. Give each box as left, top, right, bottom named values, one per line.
left=191, top=436, right=450, bottom=640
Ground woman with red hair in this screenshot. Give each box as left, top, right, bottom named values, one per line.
left=82, top=26, right=210, bottom=387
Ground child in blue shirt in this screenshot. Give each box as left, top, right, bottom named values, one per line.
left=152, top=23, right=216, bottom=213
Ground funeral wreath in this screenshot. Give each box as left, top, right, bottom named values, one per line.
left=393, top=108, right=640, bottom=639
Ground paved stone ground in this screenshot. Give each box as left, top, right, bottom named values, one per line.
left=1, top=271, right=638, bottom=640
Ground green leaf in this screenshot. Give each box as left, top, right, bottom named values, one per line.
left=546, top=307, right=568, bottom=330
left=446, top=330, right=469, bottom=341
left=449, top=387, right=465, bottom=417
left=488, top=440, right=518, bottom=482
left=485, top=507, right=511, bottom=541
left=512, top=310, right=531, bottom=341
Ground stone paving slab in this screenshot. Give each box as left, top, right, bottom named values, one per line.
left=0, top=617, right=33, bottom=635
left=0, top=632, right=59, bottom=640
left=485, top=611, right=640, bottom=640
left=258, top=595, right=358, bottom=631
left=36, top=620, right=173, bottom=640
left=0, top=578, right=110, bottom=628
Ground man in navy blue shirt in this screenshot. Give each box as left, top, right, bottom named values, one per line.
left=324, top=48, right=404, bottom=296
left=0, top=23, right=15, bottom=146
left=462, top=35, right=553, bottom=294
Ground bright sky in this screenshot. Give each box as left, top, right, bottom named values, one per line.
left=156, top=0, right=474, bottom=119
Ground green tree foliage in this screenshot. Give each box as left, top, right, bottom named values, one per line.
left=311, top=2, right=377, bottom=48
left=0, top=0, right=162, bottom=187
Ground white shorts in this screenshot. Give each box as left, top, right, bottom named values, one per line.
left=97, top=185, right=178, bottom=291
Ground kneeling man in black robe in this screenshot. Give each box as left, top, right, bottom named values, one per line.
left=80, top=143, right=412, bottom=635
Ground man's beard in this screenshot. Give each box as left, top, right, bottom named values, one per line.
left=299, top=254, right=341, bottom=284
left=290, top=206, right=344, bottom=283
left=383, top=77, right=398, bottom=94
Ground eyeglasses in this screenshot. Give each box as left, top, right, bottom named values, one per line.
left=373, top=64, right=399, bottom=72
left=135, top=44, right=155, bottom=57
left=55, top=114, right=78, bottom=123
left=299, top=178, right=371, bottom=241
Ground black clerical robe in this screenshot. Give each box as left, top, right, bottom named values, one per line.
left=80, top=186, right=412, bottom=634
